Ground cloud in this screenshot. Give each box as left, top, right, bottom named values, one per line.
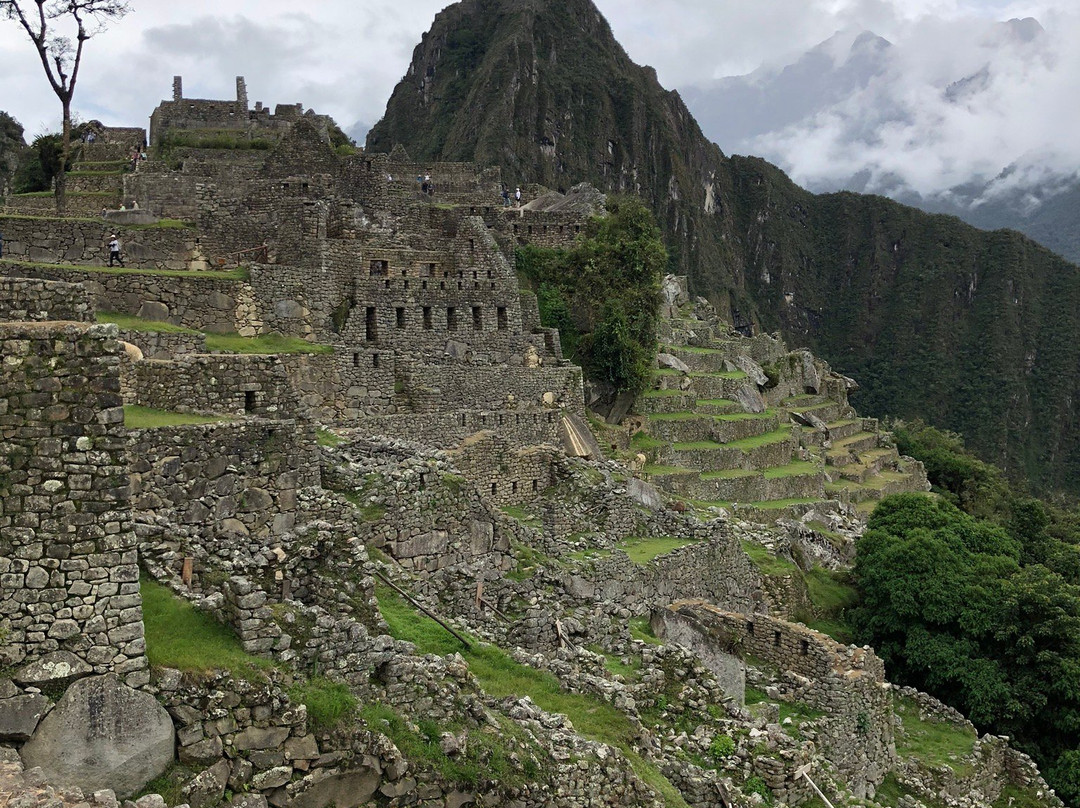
left=741, top=8, right=1080, bottom=197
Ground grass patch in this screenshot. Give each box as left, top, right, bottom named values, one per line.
left=141, top=577, right=275, bottom=678
left=134, top=764, right=195, bottom=805
left=721, top=429, right=792, bottom=450
left=290, top=678, right=357, bottom=730
left=376, top=584, right=688, bottom=807
left=894, top=696, right=977, bottom=775
left=641, top=388, right=687, bottom=398
left=762, top=460, right=819, bottom=479
left=0, top=258, right=248, bottom=280
left=629, top=616, right=661, bottom=645
left=124, top=405, right=226, bottom=429
left=992, top=784, right=1050, bottom=808
left=741, top=542, right=799, bottom=576
left=317, top=428, right=344, bottom=447
left=616, top=536, right=696, bottom=564
left=631, top=432, right=665, bottom=450
left=204, top=332, right=333, bottom=355
left=672, top=440, right=725, bottom=451
left=97, top=311, right=199, bottom=334
left=340, top=492, right=386, bottom=522
left=696, top=398, right=737, bottom=408
left=804, top=567, right=858, bottom=616
left=501, top=505, right=542, bottom=528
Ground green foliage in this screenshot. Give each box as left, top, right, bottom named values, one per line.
left=140, top=577, right=274, bottom=678
left=0, top=111, right=25, bottom=187
left=616, top=535, right=696, bottom=564
left=203, top=331, right=334, bottom=355
left=742, top=775, right=773, bottom=804
left=707, top=734, right=735, bottom=761
left=289, top=678, right=356, bottom=730
left=853, top=493, right=1080, bottom=801
left=516, top=196, right=665, bottom=396
left=376, top=584, right=688, bottom=806
left=317, top=428, right=343, bottom=447
left=124, top=406, right=227, bottom=429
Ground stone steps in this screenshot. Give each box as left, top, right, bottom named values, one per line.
left=826, top=432, right=881, bottom=465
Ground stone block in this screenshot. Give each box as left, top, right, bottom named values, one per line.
left=20, top=674, right=174, bottom=798
left=0, top=693, right=50, bottom=741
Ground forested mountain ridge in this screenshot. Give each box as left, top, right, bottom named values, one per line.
left=366, top=0, right=1080, bottom=495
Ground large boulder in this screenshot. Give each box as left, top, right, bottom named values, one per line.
left=0, top=693, right=49, bottom=742
left=20, top=674, right=174, bottom=798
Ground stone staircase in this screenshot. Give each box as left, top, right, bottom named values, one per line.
left=632, top=287, right=929, bottom=522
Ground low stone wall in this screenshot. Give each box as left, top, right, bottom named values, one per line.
left=399, top=362, right=584, bottom=413
left=0, top=216, right=197, bottom=270
left=124, top=354, right=297, bottom=416
left=0, top=322, right=148, bottom=687
left=116, top=327, right=206, bottom=358
left=352, top=408, right=564, bottom=449
left=129, top=419, right=319, bottom=542
left=0, top=276, right=93, bottom=323
left=2, top=261, right=255, bottom=333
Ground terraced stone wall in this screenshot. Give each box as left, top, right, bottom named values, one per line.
left=0, top=322, right=148, bottom=687
left=396, top=361, right=584, bottom=414
left=3, top=262, right=255, bottom=333
left=0, top=277, right=92, bottom=323
left=124, top=354, right=297, bottom=417
left=129, top=419, right=318, bottom=543
left=351, top=408, right=565, bottom=449
left=0, top=216, right=197, bottom=270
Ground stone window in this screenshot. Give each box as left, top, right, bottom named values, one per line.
left=469, top=239, right=475, bottom=251
left=396, top=307, right=406, bottom=329
left=446, top=307, right=457, bottom=331
left=497, top=307, right=508, bottom=330
left=800, top=639, right=809, bottom=656
left=491, top=482, right=497, bottom=496
left=773, top=630, right=782, bottom=647
left=532, top=480, right=538, bottom=492
left=353, top=352, right=360, bottom=367
left=747, top=621, right=755, bottom=635
left=422, top=280, right=428, bottom=290
left=373, top=353, right=380, bottom=368
left=370, top=260, right=389, bottom=276
left=427, top=263, right=436, bottom=276
left=366, top=307, right=378, bottom=341
left=244, top=391, right=256, bottom=412
left=472, top=307, right=482, bottom=330
left=512, top=481, right=518, bottom=494
left=423, top=307, right=432, bottom=330
left=404, top=280, right=409, bottom=290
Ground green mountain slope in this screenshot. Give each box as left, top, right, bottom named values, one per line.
left=366, top=0, right=1080, bottom=495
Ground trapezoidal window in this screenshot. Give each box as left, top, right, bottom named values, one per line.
left=244, top=391, right=256, bottom=412
left=423, top=307, right=433, bottom=330
left=396, top=307, right=406, bottom=329
left=446, top=307, right=457, bottom=331
left=365, top=307, right=378, bottom=341
left=369, top=260, right=388, bottom=276
left=472, top=307, right=482, bottom=330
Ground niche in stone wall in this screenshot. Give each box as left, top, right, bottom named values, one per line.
left=366, top=307, right=378, bottom=342
left=423, top=307, right=433, bottom=330
left=447, top=307, right=457, bottom=331
left=497, top=307, right=508, bottom=331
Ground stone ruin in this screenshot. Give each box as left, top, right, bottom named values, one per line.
left=0, top=79, right=1064, bottom=808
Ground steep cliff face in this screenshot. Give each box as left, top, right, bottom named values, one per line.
left=366, top=0, right=1080, bottom=495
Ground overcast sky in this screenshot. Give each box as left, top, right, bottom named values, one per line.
left=0, top=0, right=1070, bottom=194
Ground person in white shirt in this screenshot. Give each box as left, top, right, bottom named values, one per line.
left=108, top=235, right=123, bottom=267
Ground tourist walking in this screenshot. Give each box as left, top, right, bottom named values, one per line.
left=515, top=187, right=522, bottom=206
left=107, top=234, right=123, bottom=267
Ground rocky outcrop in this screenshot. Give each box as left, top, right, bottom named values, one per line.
left=19, top=675, right=174, bottom=798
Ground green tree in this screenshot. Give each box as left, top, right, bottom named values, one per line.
left=1, top=0, right=131, bottom=212
left=0, top=110, right=25, bottom=191
left=516, top=195, right=665, bottom=396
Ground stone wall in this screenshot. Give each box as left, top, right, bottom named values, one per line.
left=0, top=216, right=198, bottom=270
left=3, top=262, right=254, bottom=334
left=129, top=419, right=319, bottom=543
left=124, top=355, right=298, bottom=417
left=116, top=328, right=206, bottom=359
left=352, top=408, right=564, bottom=449
left=0, top=322, right=148, bottom=688
left=655, top=602, right=894, bottom=798
left=449, top=432, right=559, bottom=506
left=0, top=277, right=93, bottom=323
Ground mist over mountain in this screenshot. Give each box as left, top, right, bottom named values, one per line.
left=679, top=16, right=1080, bottom=263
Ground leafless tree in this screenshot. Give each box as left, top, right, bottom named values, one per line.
left=1, top=0, right=131, bottom=213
